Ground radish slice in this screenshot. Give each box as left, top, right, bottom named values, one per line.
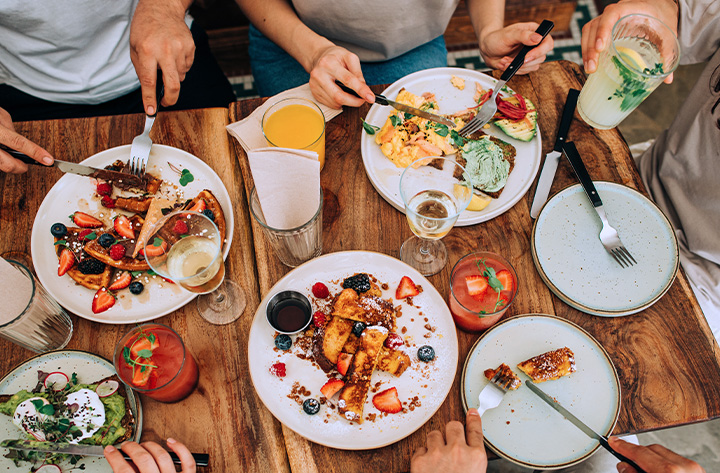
left=43, top=372, right=69, bottom=391
left=36, top=465, right=62, bottom=473
left=29, top=430, right=47, bottom=441
left=95, top=380, right=119, bottom=397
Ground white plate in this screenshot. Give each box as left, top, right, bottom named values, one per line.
left=461, top=314, right=620, bottom=469
left=532, top=182, right=679, bottom=316
left=0, top=350, right=142, bottom=472
left=360, top=67, right=542, bottom=226
left=30, top=144, right=234, bottom=324
left=247, top=251, right=458, bottom=449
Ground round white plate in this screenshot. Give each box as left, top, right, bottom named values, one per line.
left=461, top=314, right=620, bottom=469
left=0, top=350, right=142, bottom=472
left=532, top=182, right=679, bottom=316
left=30, top=144, right=234, bottom=324
left=247, top=251, right=459, bottom=449
left=360, top=67, right=542, bottom=226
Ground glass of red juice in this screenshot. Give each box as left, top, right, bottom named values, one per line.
left=449, top=252, right=518, bottom=332
left=114, top=323, right=199, bottom=402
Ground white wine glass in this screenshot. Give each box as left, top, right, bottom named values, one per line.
left=143, top=210, right=246, bottom=325
left=399, top=157, right=473, bottom=276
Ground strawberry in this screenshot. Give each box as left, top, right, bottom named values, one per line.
left=144, top=237, right=168, bottom=257
left=132, top=365, right=153, bottom=387
left=188, top=199, right=206, bottom=212
left=58, top=249, right=75, bottom=276
left=130, top=334, right=160, bottom=358
left=108, top=271, right=132, bottom=291
left=92, top=287, right=116, bottom=314
left=96, top=182, right=112, bottom=196
left=269, top=362, right=286, bottom=378
left=109, top=244, right=126, bottom=260
left=77, top=229, right=94, bottom=240
left=173, top=219, right=189, bottom=234
left=101, top=195, right=116, bottom=208
left=72, top=212, right=103, bottom=228
left=465, top=275, right=489, bottom=300
left=320, top=378, right=345, bottom=399
left=372, top=387, right=402, bottom=413
left=114, top=215, right=134, bottom=239
left=337, top=353, right=353, bottom=376
left=384, top=333, right=404, bottom=350
left=311, top=282, right=330, bottom=299
left=496, top=270, right=514, bottom=292
left=395, top=276, right=419, bottom=299
left=312, top=311, right=326, bottom=328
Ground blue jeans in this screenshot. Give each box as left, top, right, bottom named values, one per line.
left=248, top=24, right=448, bottom=96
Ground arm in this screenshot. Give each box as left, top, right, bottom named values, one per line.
left=608, top=437, right=705, bottom=473
left=234, top=0, right=374, bottom=108
left=130, top=0, right=196, bottom=115
left=0, top=107, right=54, bottom=174
left=104, top=439, right=196, bottom=473
left=467, top=0, right=554, bottom=74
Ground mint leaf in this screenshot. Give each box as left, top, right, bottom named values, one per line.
left=403, top=112, right=414, bottom=121
left=137, top=349, right=153, bottom=358
left=123, top=346, right=132, bottom=365
left=84, top=232, right=97, bottom=240
left=148, top=333, right=156, bottom=344
left=131, top=271, right=143, bottom=278
left=179, top=168, right=194, bottom=187
left=390, top=114, right=402, bottom=127
left=54, top=240, right=67, bottom=246
left=152, top=237, right=163, bottom=247
left=31, top=399, right=45, bottom=410
left=71, top=372, right=78, bottom=386
left=433, top=124, right=449, bottom=137
left=362, top=119, right=380, bottom=135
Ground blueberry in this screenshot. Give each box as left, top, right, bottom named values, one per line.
left=417, top=345, right=435, bottom=362
left=351, top=321, right=366, bottom=337
left=275, top=334, right=292, bottom=351
left=202, top=209, right=215, bottom=221
left=302, top=398, right=320, bottom=415
left=51, top=223, right=67, bottom=238
left=77, top=259, right=105, bottom=275
left=98, top=233, right=116, bottom=248
left=129, top=281, right=144, bottom=295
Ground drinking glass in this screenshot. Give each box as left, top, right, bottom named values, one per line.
left=0, top=259, right=72, bottom=353
left=262, top=97, right=326, bottom=169
left=399, top=157, right=473, bottom=276
left=578, top=13, right=680, bottom=129
left=143, top=210, right=246, bottom=325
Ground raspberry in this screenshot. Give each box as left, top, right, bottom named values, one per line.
left=109, top=244, right=126, bottom=260
left=78, top=229, right=93, bottom=240
left=269, top=362, right=286, bottom=378
left=173, top=220, right=189, bottom=234
left=312, top=311, right=326, bottom=328
left=101, top=195, right=116, bottom=208
left=96, top=182, right=112, bottom=196
left=384, top=333, right=404, bottom=350
left=311, top=282, right=330, bottom=299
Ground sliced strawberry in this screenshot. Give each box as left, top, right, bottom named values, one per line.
left=320, top=378, right=345, bottom=399
left=144, top=237, right=168, bottom=257
left=114, top=215, right=135, bottom=239
left=384, top=333, right=404, bottom=350
left=108, top=271, right=132, bottom=291
left=172, top=220, right=189, bottom=234
left=337, top=353, right=353, bottom=376
left=465, top=275, right=489, bottom=300
left=96, top=182, right=112, bottom=196
left=92, top=287, right=116, bottom=314
left=77, top=229, right=94, bottom=240
left=72, top=212, right=103, bottom=228
left=312, top=311, right=326, bottom=328
left=132, top=365, right=153, bottom=387
left=130, top=334, right=160, bottom=358
left=311, top=282, right=330, bottom=299
left=188, top=199, right=207, bottom=212
left=496, top=270, right=514, bottom=292
left=372, top=387, right=402, bottom=413
left=58, top=249, right=75, bottom=276
left=395, top=276, right=419, bottom=299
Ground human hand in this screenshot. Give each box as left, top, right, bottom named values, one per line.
left=609, top=437, right=705, bottom=473
left=581, top=0, right=678, bottom=83
left=479, top=22, right=554, bottom=74
left=0, top=107, right=53, bottom=174
left=307, top=44, right=375, bottom=109
left=104, top=439, right=196, bottom=473
left=130, top=0, right=195, bottom=115
left=410, top=408, right=488, bottom=473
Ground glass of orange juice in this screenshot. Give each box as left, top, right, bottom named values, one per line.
left=261, top=98, right=326, bottom=169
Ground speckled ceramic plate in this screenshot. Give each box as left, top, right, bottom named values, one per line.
left=0, top=350, right=142, bottom=472
left=461, top=314, right=620, bottom=470
left=532, top=182, right=679, bottom=316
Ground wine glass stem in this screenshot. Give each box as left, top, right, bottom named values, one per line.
left=419, top=239, right=432, bottom=255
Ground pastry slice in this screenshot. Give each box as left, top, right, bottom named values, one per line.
left=182, top=189, right=226, bottom=244
left=517, top=347, right=576, bottom=383
left=483, top=363, right=521, bottom=390
left=376, top=348, right=411, bottom=377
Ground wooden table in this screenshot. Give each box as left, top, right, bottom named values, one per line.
left=1, top=60, right=719, bottom=473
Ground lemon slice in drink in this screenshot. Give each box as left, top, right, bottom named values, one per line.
left=616, top=46, right=647, bottom=70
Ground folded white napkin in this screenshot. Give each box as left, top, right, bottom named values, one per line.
left=0, top=258, right=33, bottom=324
left=227, top=83, right=342, bottom=152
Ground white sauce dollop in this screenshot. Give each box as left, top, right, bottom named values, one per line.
left=64, top=389, right=106, bottom=443
left=12, top=397, right=50, bottom=441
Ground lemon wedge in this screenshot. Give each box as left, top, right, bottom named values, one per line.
left=467, top=191, right=492, bottom=211
left=616, top=46, right=647, bottom=70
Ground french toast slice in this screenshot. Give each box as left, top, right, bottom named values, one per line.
left=332, top=288, right=396, bottom=330
left=483, top=363, right=521, bottom=390
left=182, top=189, right=226, bottom=244
left=517, top=347, right=576, bottom=383
left=55, top=229, right=114, bottom=290
left=376, top=348, right=411, bottom=377
left=84, top=216, right=149, bottom=271
left=321, top=316, right=354, bottom=365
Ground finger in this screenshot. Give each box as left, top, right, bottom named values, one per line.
left=0, top=128, right=53, bottom=166
left=465, top=409, right=484, bottom=447
left=608, top=437, right=683, bottom=472
left=0, top=150, right=28, bottom=173
left=582, top=19, right=601, bottom=73
left=411, top=446, right=428, bottom=459
left=166, top=438, right=196, bottom=473
left=0, top=108, right=15, bottom=130
left=444, top=420, right=466, bottom=445
left=425, top=429, right=445, bottom=449
left=140, top=441, right=176, bottom=473
left=524, top=35, right=554, bottom=64
left=664, top=72, right=674, bottom=84
left=134, top=55, right=159, bottom=115
left=332, top=68, right=372, bottom=106
left=342, top=54, right=375, bottom=104
left=104, top=445, right=135, bottom=473
left=645, top=443, right=701, bottom=467
left=120, top=442, right=161, bottom=473
left=157, top=57, right=181, bottom=107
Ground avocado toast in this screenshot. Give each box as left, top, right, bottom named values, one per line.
left=454, top=130, right=517, bottom=199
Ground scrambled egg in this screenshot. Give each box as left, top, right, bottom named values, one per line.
left=450, top=75, right=465, bottom=90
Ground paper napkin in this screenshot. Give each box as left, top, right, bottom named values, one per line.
left=226, top=83, right=342, bottom=152
left=0, top=258, right=33, bottom=323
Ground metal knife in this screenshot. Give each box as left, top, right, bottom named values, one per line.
left=530, top=88, right=580, bottom=219
left=525, top=381, right=645, bottom=472
left=335, top=80, right=456, bottom=128
left=1, top=439, right=209, bottom=467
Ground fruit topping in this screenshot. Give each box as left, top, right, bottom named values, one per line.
left=92, top=287, right=116, bottom=314
left=129, top=281, right=144, bottom=295
left=465, top=275, right=489, bottom=300
left=275, top=334, right=292, bottom=351
left=312, top=311, right=326, bottom=328
left=95, top=379, right=120, bottom=397
left=109, top=244, right=126, bottom=260
left=188, top=199, right=207, bottom=212
left=96, top=182, right=112, bottom=196
left=130, top=335, right=160, bottom=358
left=337, top=353, right=353, bottom=376
left=320, top=378, right=345, bottom=399
left=144, top=237, right=168, bottom=257
left=43, top=372, right=69, bottom=391
left=72, top=212, right=103, bottom=228
left=173, top=220, right=189, bottom=234
left=372, top=387, right=402, bottom=413
left=98, top=233, right=116, bottom=248
left=342, top=273, right=371, bottom=293
left=395, top=276, right=420, bottom=299
left=351, top=321, right=366, bottom=337
left=302, top=398, right=320, bottom=415
left=202, top=209, right=215, bottom=221
left=269, top=362, right=286, bottom=378
left=78, top=258, right=106, bottom=275
left=114, top=215, right=135, bottom=239
left=77, top=229, right=96, bottom=240
left=58, top=249, right=75, bottom=276
left=496, top=270, right=514, bottom=292
left=101, top=195, right=116, bottom=208
left=417, top=345, right=436, bottom=362
left=50, top=223, right=67, bottom=238
left=109, top=271, right=132, bottom=290
left=311, top=282, right=330, bottom=299
left=132, top=365, right=153, bottom=387
left=384, top=333, right=404, bottom=350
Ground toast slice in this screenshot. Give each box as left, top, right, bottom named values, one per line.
left=517, top=347, right=576, bottom=383
left=455, top=130, right=516, bottom=199
left=321, top=316, right=354, bottom=365
left=183, top=189, right=226, bottom=245
left=55, top=229, right=114, bottom=290
left=332, top=288, right=396, bottom=330
left=376, top=348, right=411, bottom=377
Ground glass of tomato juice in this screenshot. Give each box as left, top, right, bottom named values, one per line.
left=114, top=323, right=199, bottom=402
left=448, top=252, right=518, bottom=332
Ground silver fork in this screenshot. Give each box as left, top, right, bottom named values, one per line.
left=458, top=20, right=554, bottom=137
left=563, top=142, right=637, bottom=268
left=477, top=366, right=518, bottom=415
left=128, top=113, right=156, bottom=177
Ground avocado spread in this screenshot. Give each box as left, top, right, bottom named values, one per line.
left=461, top=137, right=510, bottom=193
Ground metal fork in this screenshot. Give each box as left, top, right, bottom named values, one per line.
left=458, top=20, right=554, bottom=137
left=563, top=142, right=637, bottom=268
left=128, top=113, right=156, bottom=177
left=478, top=366, right=518, bottom=415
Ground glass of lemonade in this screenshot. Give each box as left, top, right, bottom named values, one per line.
left=399, top=157, right=473, bottom=276
left=578, top=13, right=680, bottom=129
left=262, top=97, right=326, bottom=169
left=143, top=210, right=246, bottom=325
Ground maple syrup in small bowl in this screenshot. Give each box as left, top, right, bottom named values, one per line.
left=266, top=291, right=312, bottom=334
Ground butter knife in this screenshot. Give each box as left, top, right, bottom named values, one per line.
left=525, top=381, right=645, bottom=472
left=530, top=88, right=579, bottom=219
left=1, top=439, right=209, bottom=467
left=335, top=80, right=456, bottom=128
